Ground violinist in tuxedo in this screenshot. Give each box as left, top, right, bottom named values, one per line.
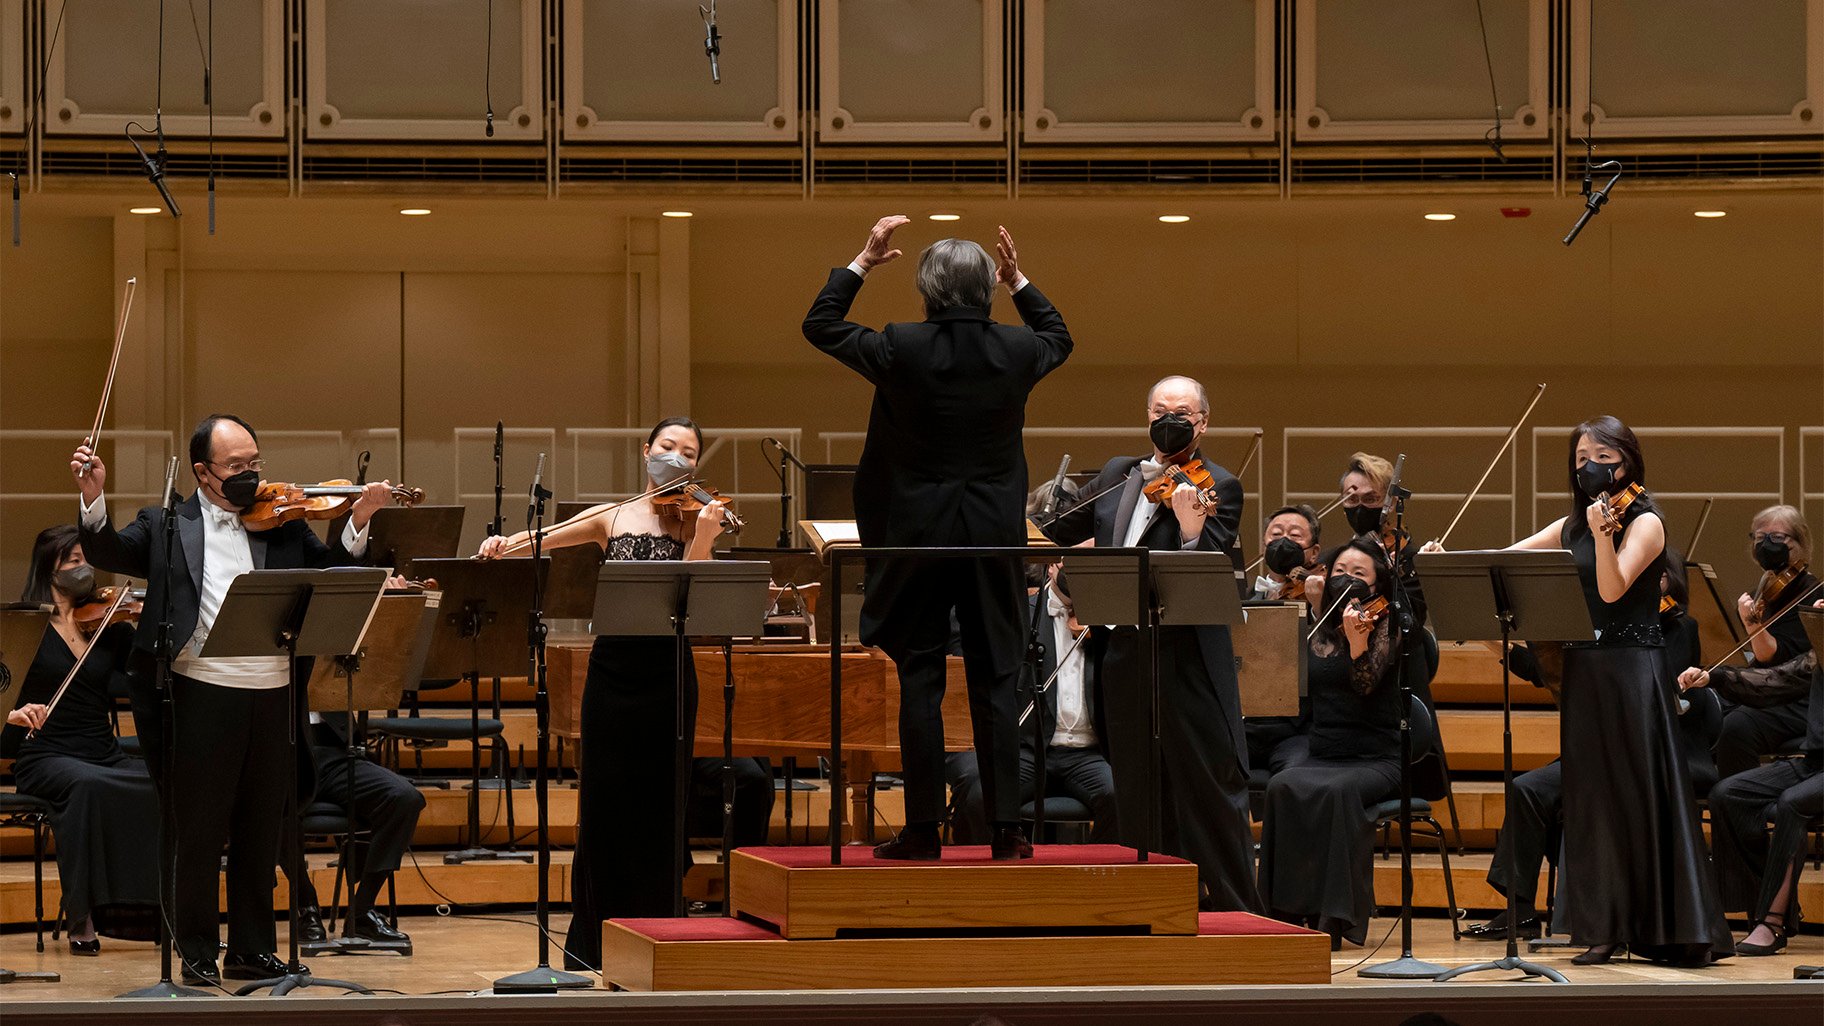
left=1021, top=563, right=1116, bottom=842
left=72, top=414, right=393, bottom=985
left=803, top=216, right=1072, bottom=860
left=1044, top=376, right=1261, bottom=912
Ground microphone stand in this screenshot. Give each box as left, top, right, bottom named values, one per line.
left=490, top=422, right=505, bottom=539
left=122, top=459, right=207, bottom=997
left=494, top=456, right=591, bottom=993
left=764, top=438, right=805, bottom=549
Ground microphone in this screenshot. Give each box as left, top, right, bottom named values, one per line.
left=489, top=421, right=505, bottom=537
left=699, top=1, right=721, bottom=84
left=126, top=130, right=181, bottom=218
left=161, top=456, right=179, bottom=513
left=1563, top=160, right=1623, bottom=246
left=1040, top=455, right=1072, bottom=519
left=763, top=436, right=808, bottom=472
left=9, top=171, right=18, bottom=247
left=526, top=452, right=546, bottom=530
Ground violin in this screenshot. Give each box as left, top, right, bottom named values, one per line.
left=71, top=585, right=143, bottom=633
left=1751, top=562, right=1808, bottom=622
left=240, top=480, right=425, bottom=532
left=1141, top=456, right=1221, bottom=512
left=1659, top=593, right=1680, bottom=615
left=653, top=480, right=746, bottom=535
left=1594, top=482, right=1645, bottom=534
left=1353, top=594, right=1390, bottom=625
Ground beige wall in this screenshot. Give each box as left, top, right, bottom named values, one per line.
left=2, top=190, right=1820, bottom=601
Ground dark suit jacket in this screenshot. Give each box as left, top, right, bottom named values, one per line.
left=802, top=268, right=1072, bottom=549
left=1023, top=590, right=1106, bottom=755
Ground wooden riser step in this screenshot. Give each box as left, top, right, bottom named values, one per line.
left=601, top=911, right=1330, bottom=990
left=729, top=844, right=1199, bottom=939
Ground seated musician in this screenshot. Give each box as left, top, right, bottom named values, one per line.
left=687, top=756, right=776, bottom=851
left=1, top=525, right=159, bottom=955
left=1715, top=506, right=1816, bottom=779
left=1256, top=539, right=1402, bottom=948
left=1245, top=506, right=1322, bottom=777
left=1325, top=452, right=1428, bottom=629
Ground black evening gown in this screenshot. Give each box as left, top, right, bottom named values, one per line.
left=1257, top=616, right=1401, bottom=944
left=0, top=623, right=160, bottom=937
left=1556, top=506, right=1733, bottom=963
left=564, top=533, right=698, bottom=971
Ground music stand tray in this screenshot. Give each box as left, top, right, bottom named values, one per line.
left=1799, top=608, right=1824, bottom=653
left=365, top=506, right=465, bottom=578
left=1233, top=602, right=1307, bottom=717
left=0, top=604, right=53, bottom=721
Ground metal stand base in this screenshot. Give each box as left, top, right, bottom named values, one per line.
left=300, top=936, right=414, bottom=958
left=234, top=969, right=372, bottom=997
left=1794, top=964, right=1824, bottom=980
left=492, top=966, right=595, bottom=993
left=0, top=969, right=62, bottom=985
left=1435, top=954, right=1569, bottom=983
left=443, top=847, right=532, bottom=865
left=1358, top=954, right=1451, bottom=979
left=1528, top=936, right=1575, bottom=951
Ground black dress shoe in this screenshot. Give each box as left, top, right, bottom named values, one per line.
left=297, top=905, right=328, bottom=945
left=990, top=826, right=1034, bottom=861
left=223, top=952, right=300, bottom=981
left=1462, top=909, right=1541, bottom=941
left=68, top=938, right=101, bottom=956
left=1570, top=943, right=1622, bottom=966
left=873, top=824, right=942, bottom=861
left=347, top=907, right=411, bottom=944
left=180, top=958, right=220, bottom=986
left=1736, top=918, right=1791, bottom=957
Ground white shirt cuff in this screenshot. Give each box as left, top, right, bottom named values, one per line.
left=79, top=493, right=107, bottom=530
left=342, top=518, right=370, bottom=558
left=1179, top=534, right=1200, bottom=550
left=1010, top=274, right=1030, bottom=294
left=846, top=260, right=869, bottom=278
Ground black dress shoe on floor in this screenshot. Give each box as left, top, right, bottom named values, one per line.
left=1462, top=909, right=1541, bottom=941
left=990, top=826, right=1034, bottom=861
left=297, top=905, right=328, bottom=945
left=347, top=907, right=411, bottom=944
left=180, top=958, right=220, bottom=986
left=223, top=952, right=299, bottom=981
left=68, top=938, right=101, bottom=956
left=873, top=825, right=942, bottom=861
left=1570, top=943, right=1622, bottom=966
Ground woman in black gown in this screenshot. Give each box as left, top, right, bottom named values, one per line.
left=1257, top=538, right=1401, bottom=947
left=477, top=417, right=730, bottom=971
left=1488, top=416, right=1731, bottom=965
left=1, top=525, right=159, bottom=954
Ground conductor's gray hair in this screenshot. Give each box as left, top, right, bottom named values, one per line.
left=916, top=238, right=996, bottom=316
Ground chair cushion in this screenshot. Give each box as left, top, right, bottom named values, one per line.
left=368, top=716, right=504, bottom=741
left=120, top=734, right=144, bottom=758
left=0, top=791, right=53, bottom=815
left=1369, top=797, right=1433, bottom=822
left=1018, top=796, right=1094, bottom=822
left=300, top=800, right=351, bottom=836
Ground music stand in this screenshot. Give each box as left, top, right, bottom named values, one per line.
left=1232, top=602, right=1307, bottom=717
left=0, top=604, right=58, bottom=986
left=200, top=567, right=388, bottom=996
left=1418, top=549, right=1593, bottom=984
left=301, top=590, right=439, bottom=957
left=364, top=506, right=465, bottom=578
left=589, top=561, right=771, bottom=918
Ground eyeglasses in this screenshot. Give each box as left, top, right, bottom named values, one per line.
left=1148, top=407, right=1204, bottom=422
left=1750, top=531, right=1792, bottom=545
left=211, top=458, right=265, bottom=476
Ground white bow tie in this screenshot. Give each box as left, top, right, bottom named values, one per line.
left=1137, top=459, right=1166, bottom=483
left=1046, top=593, right=1071, bottom=620
left=205, top=504, right=240, bottom=529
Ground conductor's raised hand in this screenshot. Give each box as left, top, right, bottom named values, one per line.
left=71, top=439, right=106, bottom=504
left=855, top=215, right=911, bottom=271
left=995, top=225, right=1022, bottom=287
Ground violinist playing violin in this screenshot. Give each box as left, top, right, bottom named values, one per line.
left=1714, top=506, right=1817, bottom=780
left=1, top=525, right=159, bottom=955
left=70, top=413, right=393, bottom=986
left=1044, top=375, right=1260, bottom=913
left=476, top=416, right=732, bottom=970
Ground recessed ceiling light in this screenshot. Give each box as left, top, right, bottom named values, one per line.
left=1157, top=214, right=1191, bottom=224
left=128, top=206, right=162, bottom=215
left=661, top=210, right=694, bottom=218
left=1693, top=210, right=1727, bottom=218
left=928, top=212, right=962, bottom=222
left=1423, top=212, right=1457, bottom=221
left=399, top=208, right=432, bottom=216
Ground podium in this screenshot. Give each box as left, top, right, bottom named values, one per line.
left=1417, top=549, right=1593, bottom=984
left=199, top=567, right=389, bottom=996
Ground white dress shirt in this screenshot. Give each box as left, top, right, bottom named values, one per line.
left=1047, top=593, right=1095, bottom=749
left=80, top=493, right=370, bottom=689
left=1122, top=460, right=1205, bottom=551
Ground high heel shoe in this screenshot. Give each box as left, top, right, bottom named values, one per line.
left=68, top=938, right=100, bottom=956
left=1736, top=917, right=1791, bottom=957
left=1571, top=942, right=1621, bottom=965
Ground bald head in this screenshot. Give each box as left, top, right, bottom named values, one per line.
left=1147, top=376, right=1208, bottom=417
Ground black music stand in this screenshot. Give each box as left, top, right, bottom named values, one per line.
left=1418, top=549, right=1592, bottom=984
left=0, top=604, right=59, bottom=986
left=301, top=589, right=439, bottom=957
left=200, top=567, right=388, bottom=997
left=364, top=506, right=465, bottom=578
left=588, top=561, right=771, bottom=917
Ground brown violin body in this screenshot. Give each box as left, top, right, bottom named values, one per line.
left=1355, top=594, right=1390, bottom=624
left=240, top=479, right=425, bottom=532
left=654, top=481, right=746, bottom=535
left=1752, top=562, right=1808, bottom=622
left=1142, top=457, right=1221, bottom=512
left=72, top=585, right=143, bottom=633
left=1595, top=482, right=1645, bottom=534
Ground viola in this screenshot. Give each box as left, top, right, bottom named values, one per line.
left=240, top=479, right=425, bottom=532
left=653, top=480, right=746, bottom=535
left=1141, top=457, right=1221, bottom=513
left=1594, top=482, right=1645, bottom=534
left=1752, top=562, right=1808, bottom=622
left=71, top=585, right=143, bottom=633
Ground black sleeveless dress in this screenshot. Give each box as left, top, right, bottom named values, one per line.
left=564, top=532, right=698, bottom=971
left=1557, top=506, right=1733, bottom=962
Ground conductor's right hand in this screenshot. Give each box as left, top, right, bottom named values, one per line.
left=854, top=215, right=910, bottom=272
left=71, top=439, right=105, bottom=505
left=476, top=535, right=510, bottom=560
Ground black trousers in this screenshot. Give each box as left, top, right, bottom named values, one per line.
left=1714, top=700, right=1811, bottom=779
left=168, top=675, right=291, bottom=966
left=290, top=742, right=427, bottom=912
left=869, top=555, right=1024, bottom=826
left=1486, top=759, right=1563, bottom=909
left=687, top=756, right=775, bottom=847
left=1708, top=759, right=1824, bottom=920
left=1020, top=744, right=1118, bottom=843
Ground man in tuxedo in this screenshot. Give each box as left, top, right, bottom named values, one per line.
left=1045, top=376, right=1262, bottom=911
left=1019, top=564, right=1117, bottom=841
left=803, top=215, right=1072, bottom=860
left=73, top=414, right=393, bottom=984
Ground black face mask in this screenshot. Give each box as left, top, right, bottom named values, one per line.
left=1148, top=414, right=1196, bottom=458
left=1754, top=537, right=1791, bottom=572
left=214, top=468, right=262, bottom=513
left=1323, top=573, right=1371, bottom=612
left=1344, top=504, right=1383, bottom=536
left=1264, top=537, right=1308, bottom=576
left=51, top=565, right=96, bottom=602
left=1576, top=459, right=1621, bottom=499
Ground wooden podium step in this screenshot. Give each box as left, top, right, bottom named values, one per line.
left=601, top=911, right=1330, bottom=990
left=729, top=844, right=1199, bottom=939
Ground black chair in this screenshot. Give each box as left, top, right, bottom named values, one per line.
left=368, top=679, right=517, bottom=851
left=0, top=791, right=54, bottom=952
left=1372, top=693, right=1462, bottom=939
left=1403, top=628, right=1466, bottom=853
left=1019, top=795, right=1094, bottom=844
left=297, top=798, right=405, bottom=949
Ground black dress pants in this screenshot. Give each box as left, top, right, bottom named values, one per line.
left=1714, top=699, right=1810, bottom=779
left=1708, top=759, right=1824, bottom=920
left=1485, top=759, right=1563, bottom=910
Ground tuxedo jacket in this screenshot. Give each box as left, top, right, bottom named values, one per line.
left=1023, top=590, right=1107, bottom=755
left=802, top=267, right=1073, bottom=549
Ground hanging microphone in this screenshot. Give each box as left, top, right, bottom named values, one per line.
left=1040, top=455, right=1072, bottom=519
left=700, top=1, right=721, bottom=84
left=126, top=130, right=181, bottom=218
left=9, top=171, right=18, bottom=247
left=1562, top=160, right=1622, bottom=247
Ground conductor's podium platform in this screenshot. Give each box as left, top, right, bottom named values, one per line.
left=601, top=844, right=1330, bottom=990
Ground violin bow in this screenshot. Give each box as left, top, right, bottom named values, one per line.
left=1698, top=577, right=1824, bottom=676
left=1433, top=382, right=1547, bottom=548
left=79, top=277, right=137, bottom=476
left=495, top=477, right=680, bottom=556
left=25, top=585, right=136, bottom=740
